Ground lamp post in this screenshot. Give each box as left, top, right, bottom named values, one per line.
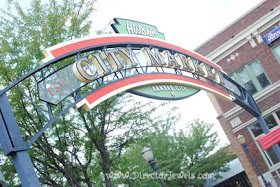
left=237, top=134, right=270, bottom=187
left=142, top=147, right=165, bottom=187
left=0, top=169, right=7, bottom=187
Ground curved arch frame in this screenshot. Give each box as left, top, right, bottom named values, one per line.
left=0, top=34, right=278, bottom=186
left=74, top=73, right=234, bottom=111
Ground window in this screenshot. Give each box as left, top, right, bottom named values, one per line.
left=230, top=59, right=270, bottom=95
left=277, top=110, right=280, bottom=119
left=272, top=44, right=280, bottom=62
left=249, top=110, right=280, bottom=166
left=266, top=143, right=280, bottom=165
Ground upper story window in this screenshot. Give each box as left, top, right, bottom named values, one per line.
left=272, top=44, right=280, bottom=62
left=230, top=59, right=270, bottom=95
left=249, top=110, right=280, bottom=166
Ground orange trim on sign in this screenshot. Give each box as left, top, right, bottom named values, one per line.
left=85, top=74, right=231, bottom=105
left=45, top=35, right=222, bottom=71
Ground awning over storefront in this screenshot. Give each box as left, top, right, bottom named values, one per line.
left=257, top=126, right=280, bottom=150
left=204, top=158, right=245, bottom=187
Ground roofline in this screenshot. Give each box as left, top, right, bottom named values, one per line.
left=194, top=0, right=266, bottom=51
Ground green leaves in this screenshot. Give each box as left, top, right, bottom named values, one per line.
left=115, top=119, right=234, bottom=187
left=0, top=1, right=233, bottom=186
left=0, top=0, right=96, bottom=186
left=0, top=0, right=94, bottom=82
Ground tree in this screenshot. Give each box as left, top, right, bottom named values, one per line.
left=0, top=2, right=178, bottom=186
left=115, top=119, right=235, bottom=187
left=0, top=1, right=234, bottom=186
left=74, top=94, right=169, bottom=187
left=0, top=0, right=96, bottom=186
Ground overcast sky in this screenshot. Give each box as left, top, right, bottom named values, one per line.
left=91, top=0, right=264, bottom=50
left=90, top=0, right=264, bottom=146
left=1, top=0, right=265, bottom=146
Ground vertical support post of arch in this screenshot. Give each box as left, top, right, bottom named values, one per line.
left=0, top=93, right=41, bottom=187
left=227, top=73, right=280, bottom=160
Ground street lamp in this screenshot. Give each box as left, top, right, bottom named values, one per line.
left=0, top=169, right=7, bottom=187
left=237, top=134, right=270, bottom=187
left=142, top=147, right=165, bottom=187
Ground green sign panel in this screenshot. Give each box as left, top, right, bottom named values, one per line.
left=111, top=18, right=200, bottom=100
left=130, top=84, right=200, bottom=100
left=111, top=18, right=165, bottom=40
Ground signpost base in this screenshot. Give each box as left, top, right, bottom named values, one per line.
left=12, top=150, right=41, bottom=187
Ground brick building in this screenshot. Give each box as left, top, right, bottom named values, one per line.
left=195, top=0, right=280, bottom=186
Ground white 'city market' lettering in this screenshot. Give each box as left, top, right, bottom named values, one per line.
left=72, top=47, right=225, bottom=87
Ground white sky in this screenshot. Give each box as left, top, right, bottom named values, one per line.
left=1, top=0, right=265, bottom=146
left=91, top=0, right=264, bottom=49
left=90, top=0, right=264, bottom=146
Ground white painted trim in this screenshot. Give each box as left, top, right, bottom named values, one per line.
left=261, top=171, right=279, bottom=186
left=74, top=78, right=235, bottom=111
left=253, top=30, right=264, bottom=44
left=205, top=5, right=280, bottom=62
left=268, top=158, right=280, bottom=172
left=223, top=105, right=243, bottom=120
left=223, top=80, right=280, bottom=120
left=194, top=0, right=266, bottom=51
left=246, top=111, right=280, bottom=174
left=233, top=103, right=280, bottom=133
left=247, top=35, right=257, bottom=48
left=256, top=81, right=280, bottom=103
left=247, top=126, right=272, bottom=170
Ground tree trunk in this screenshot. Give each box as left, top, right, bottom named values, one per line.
left=100, top=144, right=112, bottom=187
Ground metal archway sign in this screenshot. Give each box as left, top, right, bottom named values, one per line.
left=0, top=34, right=277, bottom=186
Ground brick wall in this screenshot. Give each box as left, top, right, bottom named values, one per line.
left=235, top=91, right=279, bottom=125
left=213, top=22, right=280, bottom=113
left=218, top=116, right=262, bottom=187
left=217, top=22, right=280, bottom=81
left=196, top=0, right=280, bottom=56
left=271, top=170, right=280, bottom=186
left=194, top=0, right=280, bottom=186
left=236, top=128, right=269, bottom=174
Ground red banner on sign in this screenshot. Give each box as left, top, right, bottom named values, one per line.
left=257, top=126, right=280, bottom=150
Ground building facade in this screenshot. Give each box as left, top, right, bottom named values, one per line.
left=195, top=0, right=280, bottom=186
left=205, top=158, right=251, bottom=187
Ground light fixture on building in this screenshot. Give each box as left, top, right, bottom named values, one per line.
left=237, top=134, right=270, bottom=187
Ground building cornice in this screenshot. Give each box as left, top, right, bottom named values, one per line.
left=194, top=0, right=266, bottom=51
left=222, top=80, right=280, bottom=121
left=233, top=103, right=280, bottom=133
left=205, top=5, right=280, bottom=62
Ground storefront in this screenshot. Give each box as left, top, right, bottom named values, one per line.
left=196, top=0, right=280, bottom=186
left=205, top=158, right=251, bottom=187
